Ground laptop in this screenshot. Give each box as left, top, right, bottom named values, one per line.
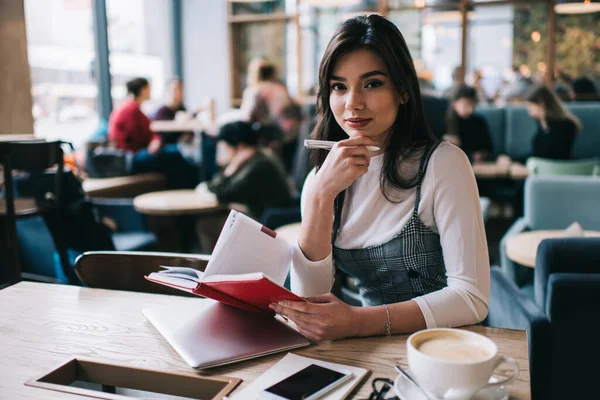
left=143, top=300, right=311, bottom=369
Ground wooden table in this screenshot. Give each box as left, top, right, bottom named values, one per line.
left=83, top=173, right=166, bottom=198
left=506, top=230, right=600, bottom=267
left=275, top=222, right=302, bottom=245
left=0, top=282, right=531, bottom=399
left=472, top=161, right=528, bottom=180
left=133, top=189, right=224, bottom=216
left=0, top=134, right=36, bottom=142
left=150, top=120, right=206, bottom=132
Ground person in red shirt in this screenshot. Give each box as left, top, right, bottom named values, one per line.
left=107, top=77, right=198, bottom=188
left=109, top=77, right=162, bottom=154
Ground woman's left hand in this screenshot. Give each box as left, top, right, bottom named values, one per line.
left=270, top=294, right=361, bottom=341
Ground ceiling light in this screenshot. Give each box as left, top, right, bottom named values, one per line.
left=555, top=0, right=600, bottom=14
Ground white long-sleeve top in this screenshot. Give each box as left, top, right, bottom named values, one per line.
left=290, top=142, right=490, bottom=328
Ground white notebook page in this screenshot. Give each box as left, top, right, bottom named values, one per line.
left=203, top=210, right=293, bottom=285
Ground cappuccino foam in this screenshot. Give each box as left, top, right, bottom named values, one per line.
left=417, top=337, right=491, bottom=362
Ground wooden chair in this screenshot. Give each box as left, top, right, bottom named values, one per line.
left=74, top=251, right=210, bottom=296
left=0, top=140, right=76, bottom=286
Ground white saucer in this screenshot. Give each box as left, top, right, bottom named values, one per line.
left=393, top=370, right=509, bottom=400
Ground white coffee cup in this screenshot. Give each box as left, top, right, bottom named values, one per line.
left=406, top=328, right=519, bottom=399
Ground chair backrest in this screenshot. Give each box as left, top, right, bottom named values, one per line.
left=1, top=140, right=63, bottom=173
left=525, top=176, right=600, bottom=230
left=290, top=116, right=315, bottom=194
left=534, top=237, right=600, bottom=309
left=421, top=95, right=448, bottom=138
left=504, top=106, right=538, bottom=161
left=200, top=132, right=217, bottom=181
left=75, top=251, right=210, bottom=296
left=0, top=140, right=74, bottom=283
left=545, top=271, right=600, bottom=399
left=477, top=106, right=505, bottom=157
left=528, top=238, right=600, bottom=400
left=569, top=102, right=600, bottom=159
left=526, top=157, right=600, bottom=176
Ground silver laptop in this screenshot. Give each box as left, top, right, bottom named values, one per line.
left=143, top=300, right=311, bottom=369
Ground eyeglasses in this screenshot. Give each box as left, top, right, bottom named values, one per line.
left=368, top=377, right=398, bottom=400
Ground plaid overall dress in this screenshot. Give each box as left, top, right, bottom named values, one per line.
left=333, top=143, right=448, bottom=306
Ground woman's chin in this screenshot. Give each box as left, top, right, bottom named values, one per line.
left=346, top=129, right=376, bottom=138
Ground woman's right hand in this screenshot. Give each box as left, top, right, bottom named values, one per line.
left=313, top=136, right=379, bottom=201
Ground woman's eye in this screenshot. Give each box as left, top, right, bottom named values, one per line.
left=330, top=83, right=346, bottom=91
left=365, top=80, right=383, bottom=89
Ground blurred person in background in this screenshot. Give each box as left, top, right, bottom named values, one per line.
left=442, top=66, right=462, bottom=99
left=108, top=77, right=198, bottom=188
left=525, top=84, right=581, bottom=160
left=152, top=78, right=191, bottom=144
left=443, top=85, right=493, bottom=163
left=241, top=58, right=303, bottom=171
left=195, top=120, right=292, bottom=251
left=497, top=84, right=581, bottom=164
left=109, top=77, right=159, bottom=153
left=496, top=66, right=534, bottom=104
left=501, top=84, right=582, bottom=217
left=471, top=69, right=489, bottom=103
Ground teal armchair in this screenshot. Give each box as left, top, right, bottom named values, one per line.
left=500, top=176, right=600, bottom=287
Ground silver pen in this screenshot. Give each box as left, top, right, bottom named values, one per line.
left=304, top=139, right=380, bottom=152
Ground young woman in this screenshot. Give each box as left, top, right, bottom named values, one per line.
left=270, top=15, right=489, bottom=341
left=444, top=85, right=493, bottom=163
left=525, top=84, right=581, bottom=160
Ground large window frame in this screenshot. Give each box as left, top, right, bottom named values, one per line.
left=226, top=0, right=561, bottom=105
left=90, top=0, right=182, bottom=121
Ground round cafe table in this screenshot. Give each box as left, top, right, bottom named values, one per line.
left=275, top=222, right=302, bottom=245
left=471, top=161, right=528, bottom=180
left=133, top=189, right=227, bottom=253
left=133, top=189, right=223, bottom=216
left=505, top=230, right=600, bottom=268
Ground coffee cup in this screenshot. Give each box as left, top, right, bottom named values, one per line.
left=405, top=328, right=519, bottom=399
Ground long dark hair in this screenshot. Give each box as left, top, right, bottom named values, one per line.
left=525, top=84, right=582, bottom=133
left=310, top=14, right=438, bottom=240
left=445, top=85, right=477, bottom=136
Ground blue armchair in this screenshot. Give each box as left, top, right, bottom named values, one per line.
left=489, top=238, right=600, bottom=400
left=500, top=176, right=600, bottom=287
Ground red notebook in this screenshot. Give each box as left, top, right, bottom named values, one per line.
left=145, top=210, right=305, bottom=314
left=145, top=271, right=304, bottom=314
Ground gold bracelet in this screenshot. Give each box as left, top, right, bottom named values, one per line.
left=384, top=304, right=392, bottom=336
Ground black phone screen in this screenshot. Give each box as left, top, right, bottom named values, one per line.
left=265, top=364, right=347, bottom=400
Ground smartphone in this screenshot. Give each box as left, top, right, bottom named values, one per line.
left=259, top=364, right=353, bottom=400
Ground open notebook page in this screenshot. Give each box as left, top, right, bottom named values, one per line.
left=156, top=266, right=205, bottom=282
left=203, top=211, right=292, bottom=285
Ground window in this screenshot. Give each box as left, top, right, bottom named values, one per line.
left=24, top=0, right=98, bottom=148
left=106, top=0, right=174, bottom=116
left=467, top=5, right=514, bottom=99
left=388, top=5, right=463, bottom=93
